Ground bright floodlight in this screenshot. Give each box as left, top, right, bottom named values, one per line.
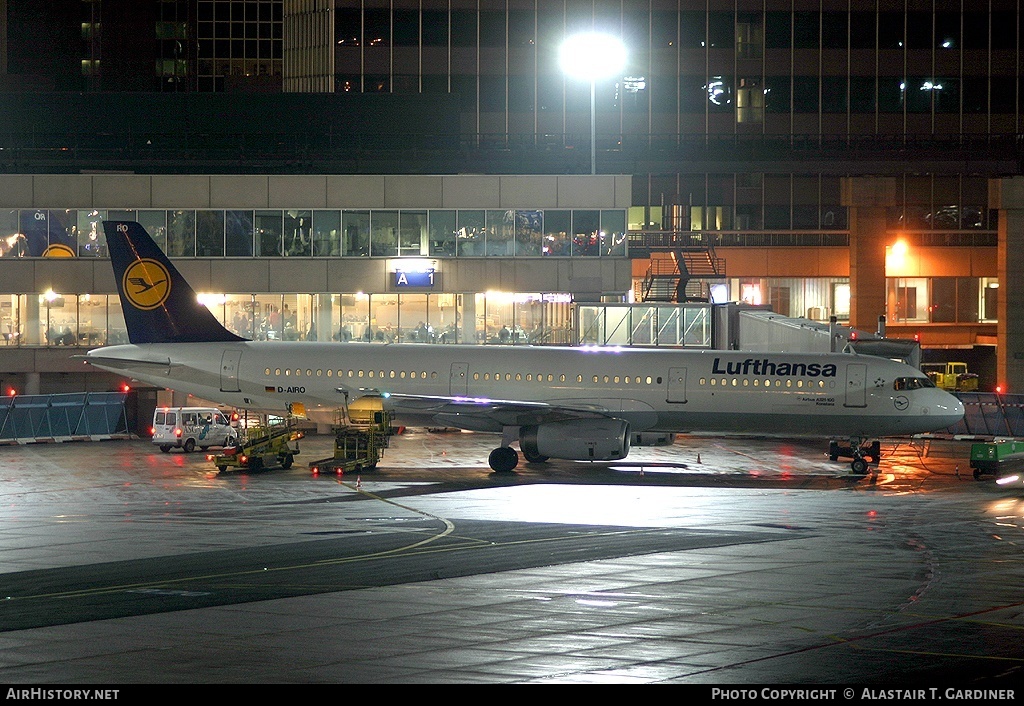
left=559, top=32, right=627, bottom=80
left=559, top=32, right=626, bottom=175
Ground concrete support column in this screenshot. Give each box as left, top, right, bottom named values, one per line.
left=24, top=372, right=40, bottom=395
left=990, top=177, right=1024, bottom=393
left=25, top=295, right=42, bottom=345
left=460, top=293, right=476, bottom=344
left=842, top=177, right=895, bottom=332
left=315, top=294, right=332, bottom=342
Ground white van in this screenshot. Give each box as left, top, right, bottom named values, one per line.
left=152, top=407, right=239, bottom=453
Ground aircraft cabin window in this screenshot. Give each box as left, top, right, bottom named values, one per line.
left=285, top=369, right=291, bottom=376
left=274, top=368, right=281, bottom=375
left=307, top=369, right=312, bottom=376
left=431, top=372, right=437, bottom=379
left=265, top=368, right=271, bottom=375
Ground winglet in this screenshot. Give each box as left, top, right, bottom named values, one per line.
left=102, top=221, right=247, bottom=344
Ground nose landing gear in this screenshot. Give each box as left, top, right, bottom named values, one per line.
left=829, top=438, right=881, bottom=475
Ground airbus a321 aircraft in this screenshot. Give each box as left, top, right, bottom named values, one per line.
left=86, top=220, right=964, bottom=474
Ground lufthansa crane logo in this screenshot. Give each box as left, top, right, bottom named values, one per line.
left=122, top=259, right=171, bottom=310
left=894, top=395, right=909, bottom=411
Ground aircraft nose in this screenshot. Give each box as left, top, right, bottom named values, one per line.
left=935, top=390, right=965, bottom=425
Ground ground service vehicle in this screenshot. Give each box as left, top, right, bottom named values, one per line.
left=210, top=416, right=304, bottom=472
left=152, top=407, right=238, bottom=453
left=969, top=439, right=1024, bottom=480
left=309, top=402, right=394, bottom=475
left=922, top=362, right=979, bottom=392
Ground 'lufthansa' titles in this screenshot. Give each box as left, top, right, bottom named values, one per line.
left=712, top=357, right=838, bottom=378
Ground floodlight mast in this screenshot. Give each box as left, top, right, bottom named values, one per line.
left=559, top=33, right=627, bottom=175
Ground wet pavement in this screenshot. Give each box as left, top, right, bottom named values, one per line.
left=1, top=429, right=1023, bottom=686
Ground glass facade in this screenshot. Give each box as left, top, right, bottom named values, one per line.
left=0, top=274, right=994, bottom=351
left=0, top=208, right=627, bottom=259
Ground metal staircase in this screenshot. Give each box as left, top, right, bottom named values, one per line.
left=635, top=232, right=726, bottom=303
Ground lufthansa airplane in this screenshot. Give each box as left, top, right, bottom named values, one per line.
left=85, top=221, right=964, bottom=474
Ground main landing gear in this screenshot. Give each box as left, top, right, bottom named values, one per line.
left=829, top=438, right=881, bottom=475
left=488, top=446, right=519, bottom=473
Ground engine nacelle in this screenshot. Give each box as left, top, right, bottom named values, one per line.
left=520, top=418, right=630, bottom=461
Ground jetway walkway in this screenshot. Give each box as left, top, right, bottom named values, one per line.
left=943, top=393, right=1024, bottom=439
left=0, top=392, right=130, bottom=444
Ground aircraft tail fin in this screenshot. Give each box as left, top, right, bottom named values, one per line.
left=102, top=220, right=247, bottom=345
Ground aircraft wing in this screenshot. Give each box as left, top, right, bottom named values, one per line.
left=382, top=392, right=614, bottom=429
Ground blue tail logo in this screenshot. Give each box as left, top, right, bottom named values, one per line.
left=103, top=221, right=246, bottom=345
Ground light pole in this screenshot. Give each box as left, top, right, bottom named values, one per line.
left=559, top=32, right=627, bottom=175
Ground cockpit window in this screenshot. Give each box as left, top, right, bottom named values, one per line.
left=894, top=376, right=936, bottom=391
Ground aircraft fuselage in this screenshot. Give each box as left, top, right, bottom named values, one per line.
left=87, top=341, right=965, bottom=439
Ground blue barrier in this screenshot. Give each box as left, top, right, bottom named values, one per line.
left=944, top=393, right=1024, bottom=439
left=0, top=392, right=129, bottom=443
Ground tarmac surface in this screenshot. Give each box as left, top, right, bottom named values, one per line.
left=1, top=428, right=1023, bottom=687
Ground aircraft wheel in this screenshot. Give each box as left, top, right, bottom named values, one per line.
left=828, top=440, right=839, bottom=462
left=159, top=445, right=171, bottom=453
left=850, top=457, right=869, bottom=475
left=184, top=439, right=196, bottom=453
left=488, top=447, right=519, bottom=473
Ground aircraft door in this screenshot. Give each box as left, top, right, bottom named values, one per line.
left=450, top=362, right=468, bottom=396
left=220, top=350, right=242, bottom=393
left=667, top=367, right=688, bottom=403
left=844, top=363, right=867, bottom=408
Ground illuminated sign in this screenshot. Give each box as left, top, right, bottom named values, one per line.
left=394, top=269, right=437, bottom=288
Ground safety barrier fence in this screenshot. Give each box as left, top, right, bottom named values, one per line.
left=943, top=393, right=1024, bottom=439
left=0, top=392, right=129, bottom=443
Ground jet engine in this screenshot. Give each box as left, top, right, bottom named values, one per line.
left=520, top=418, right=630, bottom=462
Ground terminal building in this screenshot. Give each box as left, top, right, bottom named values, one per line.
left=1, top=2, right=1022, bottom=402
